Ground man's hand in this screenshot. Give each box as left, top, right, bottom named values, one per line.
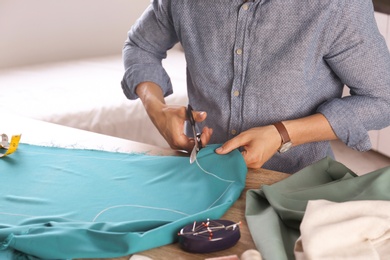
left=215, top=114, right=338, bottom=169
left=215, top=126, right=281, bottom=168
left=154, top=105, right=213, bottom=152
left=136, top=81, right=212, bottom=152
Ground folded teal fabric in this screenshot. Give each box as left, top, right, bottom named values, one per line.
left=246, top=157, right=390, bottom=260
left=0, top=143, right=247, bottom=259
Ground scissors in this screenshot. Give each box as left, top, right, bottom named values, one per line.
left=186, top=104, right=202, bottom=164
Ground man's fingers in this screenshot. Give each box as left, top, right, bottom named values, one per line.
left=241, top=149, right=263, bottom=169
left=194, top=111, right=207, bottom=122
left=200, top=127, right=213, bottom=147
left=169, top=134, right=193, bottom=151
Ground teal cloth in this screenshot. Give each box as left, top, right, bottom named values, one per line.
left=246, top=157, right=390, bottom=260
left=0, top=143, right=247, bottom=259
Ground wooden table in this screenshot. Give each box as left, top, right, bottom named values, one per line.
left=374, top=0, right=390, bottom=14
left=0, top=112, right=290, bottom=260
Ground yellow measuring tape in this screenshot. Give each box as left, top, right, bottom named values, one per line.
left=0, top=134, right=21, bottom=158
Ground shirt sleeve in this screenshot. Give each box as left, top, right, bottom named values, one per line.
left=121, top=0, right=179, bottom=100
left=318, top=0, right=390, bottom=151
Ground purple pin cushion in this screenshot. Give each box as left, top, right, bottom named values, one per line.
left=178, top=219, right=241, bottom=253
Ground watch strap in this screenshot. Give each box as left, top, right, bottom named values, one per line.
left=273, top=122, right=291, bottom=144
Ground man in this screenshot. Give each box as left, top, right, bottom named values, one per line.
left=121, top=0, right=390, bottom=173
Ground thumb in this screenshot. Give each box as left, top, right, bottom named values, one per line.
left=215, top=138, right=242, bottom=155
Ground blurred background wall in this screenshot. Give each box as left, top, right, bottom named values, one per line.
left=0, top=0, right=150, bottom=69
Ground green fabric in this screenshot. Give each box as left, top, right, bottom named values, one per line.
left=246, top=157, right=390, bottom=260
left=0, top=143, right=247, bottom=260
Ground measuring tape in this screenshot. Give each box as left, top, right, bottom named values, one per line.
left=0, top=134, right=21, bottom=158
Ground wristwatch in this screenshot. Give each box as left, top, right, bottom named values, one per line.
left=273, top=122, right=292, bottom=153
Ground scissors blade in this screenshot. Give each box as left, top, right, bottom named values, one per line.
left=190, top=145, right=197, bottom=164
left=189, top=120, right=199, bottom=164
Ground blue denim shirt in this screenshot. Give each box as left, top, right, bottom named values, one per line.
left=122, top=0, right=390, bottom=173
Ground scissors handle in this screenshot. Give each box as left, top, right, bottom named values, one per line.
left=186, top=104, right=196, bottom=126
left=187, top=104, right=202, bottom=155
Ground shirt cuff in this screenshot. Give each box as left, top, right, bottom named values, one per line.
left=121, top=63, right=173, bottom=100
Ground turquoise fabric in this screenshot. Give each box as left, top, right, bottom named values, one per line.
left=0, top=144, right=247, bottom=259
left=245, top=157, right=390, bottom=260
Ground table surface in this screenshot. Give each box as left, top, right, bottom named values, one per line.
left=374, top=0, right=390, bottom=15
left=0, top=112, right=290, bottom=260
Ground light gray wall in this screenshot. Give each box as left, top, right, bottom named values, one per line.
left=0, top=0, right=150, bottom=68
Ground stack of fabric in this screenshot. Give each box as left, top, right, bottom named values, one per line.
left=246, top=157, right=390, bottom=259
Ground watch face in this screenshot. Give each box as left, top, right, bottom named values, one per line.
left=279, top=141, right=292, bottom=153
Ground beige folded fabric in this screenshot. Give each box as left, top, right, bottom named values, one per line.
left=295, top=200, right=390, bottom=260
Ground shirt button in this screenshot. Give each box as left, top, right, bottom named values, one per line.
left=236, top=48, right=243, bottom=55
left=233, top=90, right=240, bottom=97
left=231, top=129, right=237, bottom=135
left=242, top=4, right=249, bottom=11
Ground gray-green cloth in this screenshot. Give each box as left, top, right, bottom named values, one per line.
left=246, top=157, right=390, bottom=260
